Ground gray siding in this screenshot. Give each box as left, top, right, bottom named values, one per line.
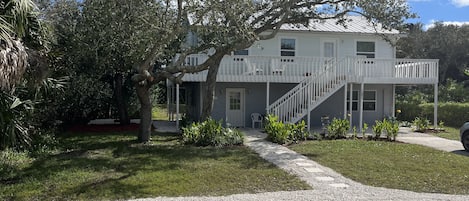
left=183, top=82, right=393, bottom=129
left=308, top=84, right=393, bottom=128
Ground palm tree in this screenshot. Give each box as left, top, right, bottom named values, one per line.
left=0, top=0, right=37, bottom=91
left=1, top=0, right=41, bottom=150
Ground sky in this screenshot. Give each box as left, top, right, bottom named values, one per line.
left=407, top=0, right=469, bottom=29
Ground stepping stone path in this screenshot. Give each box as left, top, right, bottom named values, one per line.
left=242, top=130, right=358, bottom=191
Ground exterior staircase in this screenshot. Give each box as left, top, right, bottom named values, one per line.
left=267, top=58, right=347, bottom=124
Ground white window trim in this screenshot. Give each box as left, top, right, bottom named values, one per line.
left=363, top=90, right=377, bottom=112
left=232, top=48, right=250, bottom=56
left=355, top=40, right=376, bottom=58
left=280, top=37, right=297, bottom=57
left=347, top=90, right=377, bottom=112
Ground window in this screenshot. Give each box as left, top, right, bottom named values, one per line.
left=233, top=49, right=249, bottom=55
left=363, top=91, right=376, bottom=111
left=229, top=92, right=241, bottom=110
left=281, top=38, right=296, bottom=56
left=356, top=41, right=375, bottom=58
left=347, top=91, right=376, bottom=111
left=347, top=91, right=358, bottom=111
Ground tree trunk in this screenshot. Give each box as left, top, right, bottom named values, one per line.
left=201, top=55, right=224, bottom=120
left=136, top=83, right=152, bottom=143
left=114, top=73, right=130, bottom=125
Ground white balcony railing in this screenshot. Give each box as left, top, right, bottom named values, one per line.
left=180, top=54, right=438, bottom=84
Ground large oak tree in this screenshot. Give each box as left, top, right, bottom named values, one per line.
left=131, top=0, right=416, bottom=142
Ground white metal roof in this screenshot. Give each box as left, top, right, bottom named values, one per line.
left=280, top=15, right=399, bottom=34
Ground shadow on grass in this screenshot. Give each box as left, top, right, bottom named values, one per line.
left=2, top=131, right=286, bottom=200
left=452, top=150, right=469, bottom=157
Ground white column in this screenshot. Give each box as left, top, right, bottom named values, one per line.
left=266, top=82, right=270, bottom=115
left=344, top=84, right=347, bottom=119
left=349, top=83, right=353, bottom=128
left=434, top=83, right=438, bottom=128
left=359, top=83, right=364, bottom=132
left=176, top=84, right=180, bottom=129
left=166, top=79, right=170, bottom=121
left=392, top=84, right=396, bottom=117
left=307, top=83, right=311, bottom=131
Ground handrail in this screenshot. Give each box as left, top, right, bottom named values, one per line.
left=267, top=58, right=348, bottom=123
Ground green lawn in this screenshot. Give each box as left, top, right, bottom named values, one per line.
left=290, top=140, right=469, bottom=194
left=430, top=126, right=460, bottom=141
left=1, top=132, right=310, bottom=200
left=152, top=104, right=187, bottom=120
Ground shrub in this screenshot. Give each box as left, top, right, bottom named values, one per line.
left=420, top=102, right=469, bottom=127
left=182, top=118, right=244, bottom=147
left=372, top=120, right=384, bottom=140
left=265, top=115, right=308, bottom=144
left=326, top=118, right=350, bottom=139
left=288, top=120, right=307, bottom=143
left=413, top=117, right=429, bottom=132
left=265, top=115, right=290, bottom=144
left=383, top=119, right=399, bottom=141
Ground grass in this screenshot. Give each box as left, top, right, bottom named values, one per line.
left=429, top=126, right=460, bottom=141
left=290, top=140, right=469, bottom=194
left=1, top=132, right=310, bottom=200
left=152, top=104, right=186, bottom=120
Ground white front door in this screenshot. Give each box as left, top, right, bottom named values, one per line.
left=226, top=88, right=245, bottom=127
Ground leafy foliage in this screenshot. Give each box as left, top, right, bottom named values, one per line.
left=326, top=118, right=350, bottom=139
left=412, top=117, right=430, bottom=132
left=182, top=118, right=244, bottom=147
left=264, top=115, right=307, bottom=144
left=0, top=91, right=33, bottom=150
left=382, top=119, right=399, bottom=141
left=372, top=120, right=384, bottom=140
left=397, top=23, right=469, bottom=82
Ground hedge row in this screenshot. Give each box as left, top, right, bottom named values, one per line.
left=396, top=102, right=469, bottom=127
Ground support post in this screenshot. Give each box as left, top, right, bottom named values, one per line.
left=266, top=82, right=270, bottom=115
left=434, top=83, right=438, bottom=128
left=166, top=79, right=170, bottom=121
left=176, top=84, right=180, bottom=129
left=392, top=84, right=396, bottom=117
left=359, top=83, right=364, bottom=132
left=307, top=83, right=311, bottom=131
left=349, top=83, right=353, bottom=129
left=344, top=84, right=347, bottom=119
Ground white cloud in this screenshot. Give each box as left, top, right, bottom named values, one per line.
left=451, top=0, right=469, bottom=7
left=425, top=19, right=469, bottom=30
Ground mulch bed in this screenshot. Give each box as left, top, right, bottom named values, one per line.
left=67, top=123, right=140, bottom=132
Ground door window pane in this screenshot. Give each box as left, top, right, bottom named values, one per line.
left=324, top=42, right=335, bottom=57
left=229, top=92, right=241, bottom=110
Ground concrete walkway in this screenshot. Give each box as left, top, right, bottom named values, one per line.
left=132, top=129, right=469, bottom=201
left=396, top=127, right=469, bottom=156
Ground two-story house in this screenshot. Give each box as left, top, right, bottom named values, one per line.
left=168, top=15, right=439, bottom=131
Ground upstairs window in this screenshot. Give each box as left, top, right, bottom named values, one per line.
left=233, top=49, right=249, bottom=55
left=281, top=38, right=296, bottom=56
left=356, top=41, right=375, bottom=58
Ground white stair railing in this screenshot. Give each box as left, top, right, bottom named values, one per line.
left=267, top=58, right=348, bottom=123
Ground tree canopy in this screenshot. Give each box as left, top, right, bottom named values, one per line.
left=397, top=22, right=469, bottom=83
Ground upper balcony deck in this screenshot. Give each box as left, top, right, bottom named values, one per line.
left=180, top=54, right=438, bottom=84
